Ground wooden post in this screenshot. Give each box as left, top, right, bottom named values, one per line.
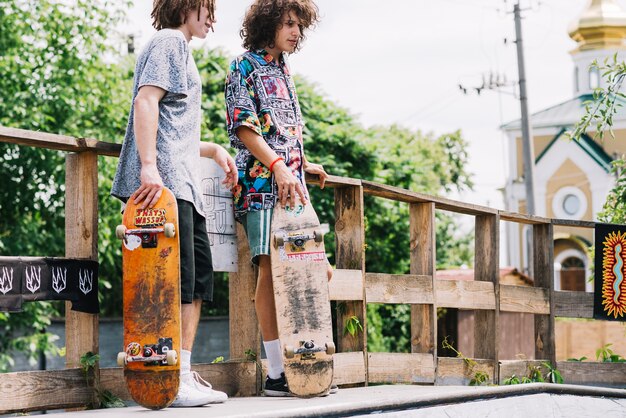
left=533, top=222, right=555, bottom=365
left=474, top=214, right=499, bottom=382
left=334, top=185, right=366, bottom=381
left=64, top=152, right=99, bottom=369
left=409, top=203, right=436, bottom=357
left=229, top=223, right=261, bottom=361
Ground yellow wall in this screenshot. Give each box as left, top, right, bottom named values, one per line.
left=546, top=159, right=593, bottom=220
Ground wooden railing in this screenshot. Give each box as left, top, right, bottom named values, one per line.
left=1, top=126, right=624, bottom=414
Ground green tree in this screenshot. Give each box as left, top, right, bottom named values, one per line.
left=358, top=126, right=474, bottom=352
left=0, top=0, right=131, bottom=371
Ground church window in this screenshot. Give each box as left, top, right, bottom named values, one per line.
left=552, top=186, right=587, bottom=219
left=562, top=194, right=581, bottom=216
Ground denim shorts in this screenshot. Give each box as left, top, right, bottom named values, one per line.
left=240, top=209, right=273, bottom=266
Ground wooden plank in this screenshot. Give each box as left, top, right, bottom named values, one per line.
left=500, top=285, right=550, bottom=314
left=498, top=210, right=552, bottom=225
left=306, top=173, right=361, bottom=188
left=558, top=361, right=626, bottom=387
left=0, top=126, right=121, bottom=156
left=410, top=203, right=437, bottom=356
left=533, top=223, right=556, bottom=366
left=334, top=186, right=367, bottom=366
left=0, top=368, right=94, bottom=414
left=368, top=352, right=435, bottom=384
left=365, top=273, right=433, bottom=304
left=333, top=352, right=366, bottom=385
left=435, top=280, right=496, bottom=310
left=229, top=223, right=261, bottom=360
left=329, top=269, right=364, bottom=301
left=554, top=291, right=594, bottom=318
left=65, top=152, right=99, bottom=369
left=499, top=360, right=546, bottom=382
left=550, top=219, right=595, bottom=228
left=99, top=362, right=258, bottom=400
left=436, top=357, right=496, bottom=386
left=474, top=214, right=499, bottom=380
left=363, top=180, right=498, bottom=217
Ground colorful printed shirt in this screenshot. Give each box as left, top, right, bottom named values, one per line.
left=225, top=49, right=308, bottom=220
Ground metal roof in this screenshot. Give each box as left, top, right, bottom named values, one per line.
left=501, top=93, right=626, bottom=131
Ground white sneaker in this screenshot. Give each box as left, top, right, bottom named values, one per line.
left=170, top=379, right=215, bottom=407
left=181, top=371, right=228, bottom=404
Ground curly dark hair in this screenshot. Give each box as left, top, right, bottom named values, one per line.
left=241, top=0, right=320, bottom=51
left=151, top=0, right=216, bottom=30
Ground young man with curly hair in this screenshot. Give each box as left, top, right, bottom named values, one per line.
left=225, top=0, right=336, bottom=397
left=112, top=0, right=236, bottom=407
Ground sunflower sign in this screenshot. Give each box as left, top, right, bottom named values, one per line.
left=594, top=223, right=626, bottom=321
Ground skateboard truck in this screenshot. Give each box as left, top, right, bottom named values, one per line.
left=274, top=229, right=324, bottom=249
left=116, top=223, right=176, bottom=248
left=117, top=337, right=178, bottom=367
left=284, top=340, right=336, bottom=360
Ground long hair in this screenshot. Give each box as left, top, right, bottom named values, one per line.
left=241, top=0, right=319, bottom=51
left=151, top=0, right=216, bottom=30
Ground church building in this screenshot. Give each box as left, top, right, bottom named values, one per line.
left=502, top=0, right=626, bottom=292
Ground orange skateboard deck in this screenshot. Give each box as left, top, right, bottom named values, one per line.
left=270, top=196, right=334, bottom=398
left=116, top=188, right=181, bottom=409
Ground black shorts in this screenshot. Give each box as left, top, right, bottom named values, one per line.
left=177, top=199, right=214, bottom=304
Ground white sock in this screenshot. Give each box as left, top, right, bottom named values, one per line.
left=181, top=349, right=191, bottom=377
left=263, top=339, right=284, bottom=380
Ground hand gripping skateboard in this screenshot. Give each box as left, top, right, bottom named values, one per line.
left=270, top=196, right=335, bottom=397
left=115, top=188, right=181, bottom=409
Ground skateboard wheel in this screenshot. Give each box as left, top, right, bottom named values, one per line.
left=117, top=352, right=127, bottom=366
left=274, top=234, right=284, bottom=248
left=115, top=225, right=127, bottom=240
left=314, top=229, right=324, bottom=242
left=325, top=342, right=336, bottom=355
left=164, top=223, right=175, bottom=238
left=166, top=350, right=178, bottom=365
left=284, top=345, right=295, bottom=359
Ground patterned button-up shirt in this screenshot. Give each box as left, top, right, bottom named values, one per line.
left=225, top=49, right=308, bottom=220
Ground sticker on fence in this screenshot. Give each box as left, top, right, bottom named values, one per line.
left=200, top=158, right=237, bottom=272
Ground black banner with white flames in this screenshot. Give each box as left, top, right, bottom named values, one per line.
left=0, top=257, right=99, bottom=314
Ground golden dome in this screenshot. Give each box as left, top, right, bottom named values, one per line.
left=569, top=0, right=626, bottom=52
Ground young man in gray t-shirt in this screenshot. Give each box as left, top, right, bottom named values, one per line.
left=112, top=0, right=236, bottom=407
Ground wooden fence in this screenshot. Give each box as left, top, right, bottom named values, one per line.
left=1, top=126, right=625, bottom=414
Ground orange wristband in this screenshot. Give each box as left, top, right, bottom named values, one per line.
left=269, top=157, right=284, bottom=172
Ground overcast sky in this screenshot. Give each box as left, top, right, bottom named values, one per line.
left=121, top=0, right=613, bottom=210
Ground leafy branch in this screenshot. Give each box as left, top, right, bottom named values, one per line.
left=441, top=336, right=490, bottom=386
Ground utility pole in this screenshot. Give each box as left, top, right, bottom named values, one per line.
left=513, top=2, right=536, bottom=215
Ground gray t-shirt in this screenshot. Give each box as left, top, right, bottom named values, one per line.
left=111, top=29, right=205, bottom=216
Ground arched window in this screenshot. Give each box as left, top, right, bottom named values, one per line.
left=590, top=67, right=600, bottom=90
